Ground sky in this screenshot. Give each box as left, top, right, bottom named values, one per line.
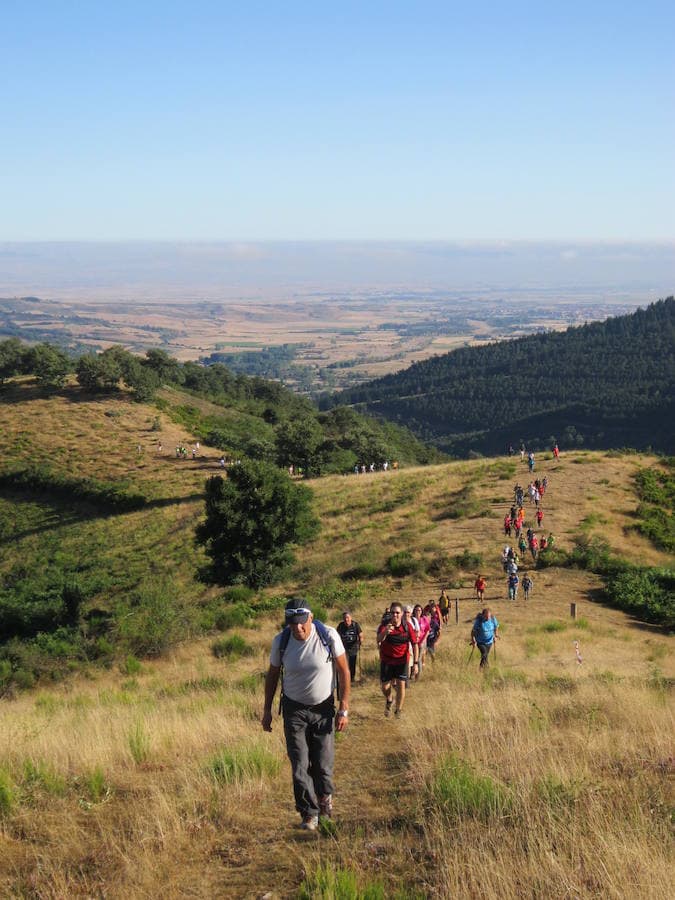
left=1, top=1, right=674, bottom=242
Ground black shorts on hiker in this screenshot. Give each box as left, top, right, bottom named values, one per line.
left=380, top=661, right=408, bottom=683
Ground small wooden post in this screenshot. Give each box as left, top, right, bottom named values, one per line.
left=455, top=598, right=459, bottom=624
left=570, top=603, right=577, bottom=620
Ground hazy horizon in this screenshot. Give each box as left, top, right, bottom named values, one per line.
left=1, top=240, right=673, bottom=303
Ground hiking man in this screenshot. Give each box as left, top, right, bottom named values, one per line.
left=522, top=573, right=533, bottom=600
left=336, top=611, right=362, bottom=682
left=470, top=608, right=499, bottom=669
left=508, top=571, right=519, bottom=601
left=377, top=602, right=418, bottom=717
left=438, top=588, right=450, bottom=624
left=262, top=600, right=350, bottom=831
left=474, top=575, right=486, bottom=602
left=553, top=442, right=560, bottom=459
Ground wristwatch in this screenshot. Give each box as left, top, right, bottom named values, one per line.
left=337, top=710, right=348, bottom=718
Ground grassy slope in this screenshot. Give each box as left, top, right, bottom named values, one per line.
left=0, top=385, right=673, bottom=898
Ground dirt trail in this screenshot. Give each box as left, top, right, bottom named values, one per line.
left=169, top=451, right=669, bottom=899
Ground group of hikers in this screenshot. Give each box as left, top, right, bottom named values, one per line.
left=353, top=460, right=398, bottom=474
left=261, top=595, right=497, bottom=831
left=261, top=444, right=559, bottom=831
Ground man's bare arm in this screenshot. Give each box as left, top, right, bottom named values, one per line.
left=261, top=664, right=281, bottom=732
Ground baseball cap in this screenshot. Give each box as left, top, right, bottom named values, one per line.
left=284, top=598, right=311, bottom=624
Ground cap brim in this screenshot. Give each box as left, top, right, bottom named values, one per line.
left=286, top=612, right=310, bottom=624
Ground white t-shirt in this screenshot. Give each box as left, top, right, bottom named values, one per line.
left=270, top=623, right=345, bottom=706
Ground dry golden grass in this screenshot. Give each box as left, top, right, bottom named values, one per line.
left=0, top=399, right=672, bottom=898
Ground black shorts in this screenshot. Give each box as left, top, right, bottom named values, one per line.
left=380, top=661, right=408, bottom=683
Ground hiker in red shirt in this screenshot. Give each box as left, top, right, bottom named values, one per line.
left=536, top=508, right=544, bottom=526
left=377, top=603, right=418, bottom=718
left=474, top=575, right=487, bottom=602
left=504, top=514, right=512, bottom=536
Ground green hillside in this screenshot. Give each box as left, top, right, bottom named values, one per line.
left=0, top=396, right=672, bottom=896
left=328, top=297, right=675, bottom=456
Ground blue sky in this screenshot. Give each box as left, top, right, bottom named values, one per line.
left=2, top=1, right=674, bottom=241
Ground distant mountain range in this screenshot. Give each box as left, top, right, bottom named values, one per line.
left=327, top=297, right=675, bottom=456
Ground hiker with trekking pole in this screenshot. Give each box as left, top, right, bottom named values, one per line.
left=261, top=599, right=351, bottom=832
left=470, top=608, right=500, bottom=670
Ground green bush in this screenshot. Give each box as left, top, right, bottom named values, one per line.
left=128, top=722, right=151, bottom=765
left=386, top=551, right=422, bottom=577
left=309, top=580, right=364, bottom=611
left=427, top=754, right=511, bottom=821
left=83, top=767, right=110, bottom=803
left=0, top=769, right=15, bottom=817
left=605, top=567, right=675, bottom=629
left=211, top=634, right=255, bottom=659
left=298, top=866, right=386, bottom=900
left=455, top=549, right=483, bottom=570
left=116, top=580, right=188, bottom=657
left=214, top=603, right=255, bottom=631
left=207, top=745, right=280, bottom=785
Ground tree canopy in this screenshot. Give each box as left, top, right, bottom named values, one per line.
left=195, top=461, right=319, bottom=587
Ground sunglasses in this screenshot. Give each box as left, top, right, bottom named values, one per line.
left=285, top=607, right=311, bottom=617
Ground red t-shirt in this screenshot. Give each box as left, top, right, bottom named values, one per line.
left=378, top=622, right=417, bottom=664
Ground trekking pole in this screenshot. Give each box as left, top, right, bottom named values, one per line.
left=358, top=647, right=362, bottom=682
left=493, top=640, right=497, bottom=663
left=466, top=645, right=475, bottom=665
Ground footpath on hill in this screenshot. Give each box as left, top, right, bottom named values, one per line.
left=192, top=450, right=672, bottom=898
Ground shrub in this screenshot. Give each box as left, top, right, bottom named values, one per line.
left=22, top=759, right=66, bottom=797
left=455, top=549, right=483, bottom=570
left=309, top=580, right=364, bottom=611
left=83, top=767, right=110, bottom=803
left=605, top=567, right=675, bottom=629
left=298, top=866, right=386, bottom=900
left=128, top=722, right=151, bottom=765
left=211, top=634, right=254, bottom=659
left=116, top=579, right=188, bottom=657
left=386, top=551, right=422, bottom=577
left=427, top=754, right=511, bottom=821
left=425, top=553, right=458, bottom=580
left=214, top=603, right=255, bottom=631
left=0, top=769, right=15, bottom=817
left=207, top=745, right=280, bottom=785
left=541, top=620, right=567, bottom=633
left=120, top=655, right=142, bottom=676
left=342, top=561, right=381, bottom=580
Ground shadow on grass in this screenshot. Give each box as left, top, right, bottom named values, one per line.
left=0, top=488, right=206, bottom=543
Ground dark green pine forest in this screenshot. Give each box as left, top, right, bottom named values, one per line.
left=326, top=297, right=675, bottom=456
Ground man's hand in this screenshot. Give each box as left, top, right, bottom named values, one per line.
left=335, top=710, right=349, bottom=732
left=261, top=709, right=273, bottom=732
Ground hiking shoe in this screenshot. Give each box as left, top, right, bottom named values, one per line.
left=319, top=795, right=333, bottom=819
left=384, top=699, right=393, bottom=717
left=394, top=708, right=402, bottom=718
left=300, top=815, right=319, bottom=831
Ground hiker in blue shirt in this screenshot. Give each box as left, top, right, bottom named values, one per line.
left=471, top=608, right=500, bottom=669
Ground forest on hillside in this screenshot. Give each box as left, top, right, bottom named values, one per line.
left=328, top=298, right=675, bottom=456
left=0, top=339, right=440, bottom=473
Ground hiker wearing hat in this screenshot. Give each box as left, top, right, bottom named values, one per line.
left=262, top=599, right=350, bottom=832
left=336, top=611, right=362, bottom=682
